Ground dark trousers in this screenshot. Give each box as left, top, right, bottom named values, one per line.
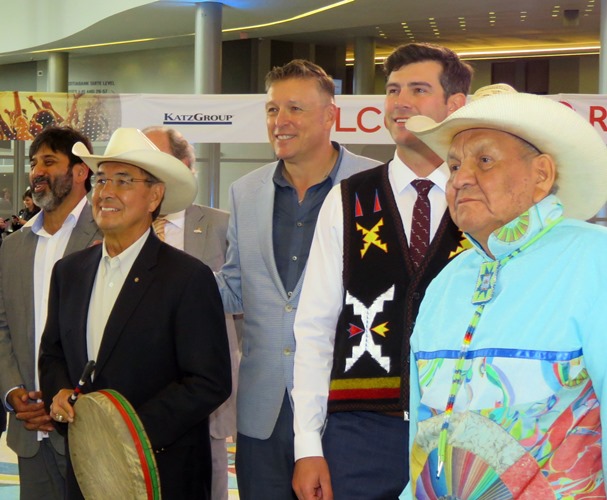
left=18, top=438, right=67, bottom=500
left=235, top=391, right=297, bottom=500
left=323, top=411, right=409, bottom=500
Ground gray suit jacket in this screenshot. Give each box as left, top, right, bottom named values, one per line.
left=0, top=202, right=101, bottom=457
left=216, top=145, right=381, bottom=439
left=183, top=204, right=240, bottom=439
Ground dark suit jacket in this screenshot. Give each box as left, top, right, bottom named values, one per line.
left=39, top=231, right=231, bottom=499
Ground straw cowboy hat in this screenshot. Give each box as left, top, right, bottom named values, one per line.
left=406, top=85, right=607, bottom=220
left=73, top=128, right=197, bottom=214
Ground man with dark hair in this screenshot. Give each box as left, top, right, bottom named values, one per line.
left=383, top=42, right=474, bottom=101
left=292, top=43, right=473, bottom=499
left=215, top=59, right=380, bottom=498
left=0, top=125, right=101, bottom=499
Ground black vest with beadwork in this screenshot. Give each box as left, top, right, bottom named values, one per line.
left=328, top=163, right=468, bottom=413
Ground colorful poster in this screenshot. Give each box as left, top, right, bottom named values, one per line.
left=0, top=91, right=121, bottom=142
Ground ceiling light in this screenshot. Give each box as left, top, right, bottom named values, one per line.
left=223, top=0, right=355, bottom=32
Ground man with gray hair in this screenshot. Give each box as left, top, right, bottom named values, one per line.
left=143, top=125, right=240, bottom=500
left=402, top=87, right=607, bottom=498
left=143, top=126, right=196, bottom=170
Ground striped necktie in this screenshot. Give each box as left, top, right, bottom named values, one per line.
left=152, top=217, right=167, bottom=242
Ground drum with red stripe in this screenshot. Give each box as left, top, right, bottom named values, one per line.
left=69, top=389, right=161, bottom=499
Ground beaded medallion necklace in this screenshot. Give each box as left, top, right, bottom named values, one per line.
left=435, top=216, right=563, bottom=478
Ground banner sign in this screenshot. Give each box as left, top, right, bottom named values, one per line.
left=1, top=91, right=607, bottom=145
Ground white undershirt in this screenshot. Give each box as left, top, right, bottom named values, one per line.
left=31, top=196, right=87, bottom=440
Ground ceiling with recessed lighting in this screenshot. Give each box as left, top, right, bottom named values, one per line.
left=0, top=0, right=601, bottom=65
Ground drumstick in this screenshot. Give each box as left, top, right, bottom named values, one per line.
left=69, top=360, right=96, bottom=406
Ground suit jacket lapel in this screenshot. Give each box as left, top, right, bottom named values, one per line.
left=256, top=169, right=287, bottom=299
left=64, top=203, right=101, bottom=255
left=94, top=233, right=158, bottom=377
left=19, top=229, right=38, bottom=353
left=184, top=205, right=208, bottom=258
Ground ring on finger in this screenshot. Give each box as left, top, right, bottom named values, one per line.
left=55, top=413, right=64, bottom=422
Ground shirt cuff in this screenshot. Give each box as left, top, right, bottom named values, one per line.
left=294, top=431, right=324, bottom=461
left=4, top=385, right=24, bottom=412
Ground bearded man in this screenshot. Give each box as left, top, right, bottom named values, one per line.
left=0, top=126, right=101, bottom=500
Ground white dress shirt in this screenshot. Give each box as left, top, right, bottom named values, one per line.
left=32, top=197, right=88, bottom=389
left=87, top=229, right=149, bottom=362
left=291, top=153, right=449, bottom=460
left=161, top=210, right=186, bottom=250
left=31, top=196, right=87, bottom=440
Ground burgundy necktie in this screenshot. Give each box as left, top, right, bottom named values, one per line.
left=410, top=179, right=434, bottom=267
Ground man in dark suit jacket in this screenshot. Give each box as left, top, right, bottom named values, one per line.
left=39, top=128, right=231, bottom=499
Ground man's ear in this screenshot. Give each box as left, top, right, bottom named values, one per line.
left=325, top=102, right=337, bottom=129
left=532, top=154, right=557, bottom=203
left=73, top=163, right=89, bottom=185
left=446, top=93, right=467, bottom=115
left=149, top=183, right=166, bottom=213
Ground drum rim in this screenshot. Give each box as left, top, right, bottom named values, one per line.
left=97, top=389, right=161, bottom=500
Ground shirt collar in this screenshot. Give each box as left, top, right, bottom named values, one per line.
left=102, top=228, right=150, bottom=268
left=273, top=141, right=342, bottom=187
left=162, top=210, right=185, bottom=230
left=466, top=194, right=564, bottom=260
left=30, top=196, right=88, bottom=237
left=390, top=150, right=449, bottom=194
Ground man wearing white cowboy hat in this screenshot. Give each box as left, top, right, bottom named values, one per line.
left=39, top=127, right=232, bottom=499
left=400, top=86, right=607, bottom=498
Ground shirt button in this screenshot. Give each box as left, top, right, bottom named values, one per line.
left=285, top=304, right=293, bottom=312
left=287, top=291, right=293, bottom=298
left=296, top=222, right=303, bottom=227
left=283, top=348, right=292, bottom=356
left=292, top=256, right=298, bottom=261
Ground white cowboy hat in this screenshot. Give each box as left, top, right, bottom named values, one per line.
left=406, top=85, right=607, bottom=220
left=73, top=128, right=197, bottom=214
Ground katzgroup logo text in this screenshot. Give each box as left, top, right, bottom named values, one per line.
left=163, top=113, right=233, bottom=125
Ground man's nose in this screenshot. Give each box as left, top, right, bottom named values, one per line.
left=450, top=162, right=475, bottom=188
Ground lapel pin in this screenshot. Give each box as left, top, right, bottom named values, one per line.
left=194, top=228, right=203, bottom=234
left=134, top=277, right=140, bottom=283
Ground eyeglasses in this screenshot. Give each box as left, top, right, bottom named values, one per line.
left=91, top=175, right=156, bottom=191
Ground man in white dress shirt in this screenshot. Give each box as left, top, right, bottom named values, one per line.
left=144, top=126, right=240, bottom=500
left=291, top=43, right=473, bottom=499
left=0, top=126, right=101, bottom=499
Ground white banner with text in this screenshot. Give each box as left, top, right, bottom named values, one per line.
left=2, top=92, right=607, bottom=145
